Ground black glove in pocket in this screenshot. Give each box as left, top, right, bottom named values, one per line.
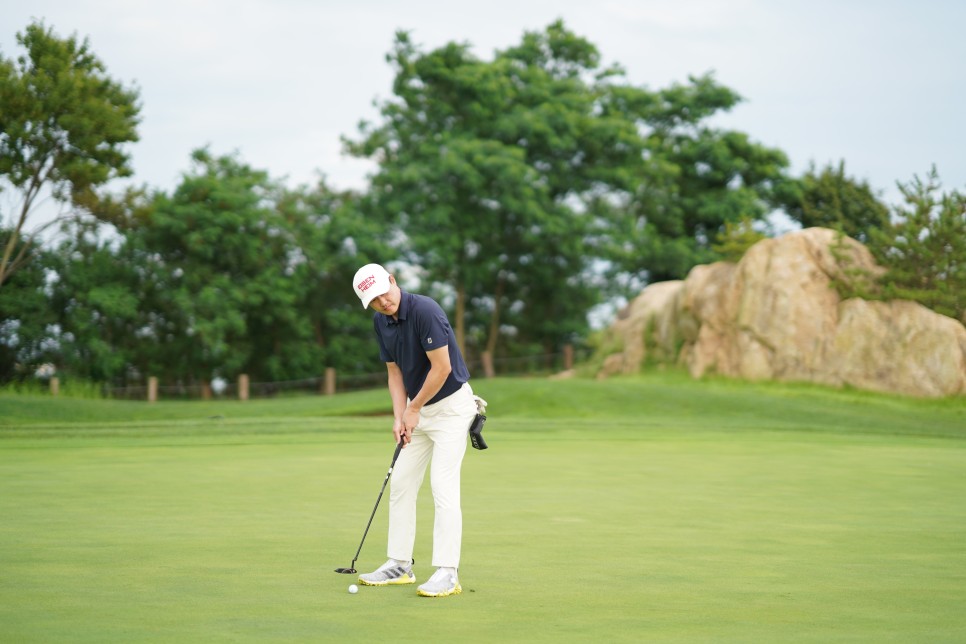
left=468, top=413, right=488, bottom=450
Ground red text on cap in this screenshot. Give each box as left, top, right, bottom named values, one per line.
left=358, top=275, right=377, bottom=292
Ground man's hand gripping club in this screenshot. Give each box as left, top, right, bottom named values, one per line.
left=387, top=347, right=452, bottom=448
left=393, top=406, right=419, bottom=447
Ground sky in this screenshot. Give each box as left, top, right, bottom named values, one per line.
left=2, top=0, right=965, bottom=228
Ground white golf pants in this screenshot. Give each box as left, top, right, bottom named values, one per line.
left=387, top=382, right=476, bottom=568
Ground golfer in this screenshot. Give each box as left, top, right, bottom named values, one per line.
left=351, top=263, right=480, bottom=598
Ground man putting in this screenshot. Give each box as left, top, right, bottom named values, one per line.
left=352, top=263, right=479, bottom=598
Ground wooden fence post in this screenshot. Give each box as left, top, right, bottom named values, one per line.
left=148, top=377, right=158, bottom=403
left=238, top=374, right=249, bottom=401
left=324, top=368, right=336, bottom=396
left=50, top=377, right=60, bottom=397
left=563, top=344, right=574, bottom=371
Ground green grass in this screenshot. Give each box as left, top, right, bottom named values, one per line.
left=1, top=374, right=965, bottom=642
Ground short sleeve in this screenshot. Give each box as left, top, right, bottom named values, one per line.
left=415, top=306, right=450, bottom=352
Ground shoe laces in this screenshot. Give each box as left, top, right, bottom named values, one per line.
left=428, top=567, right=457, bottom=584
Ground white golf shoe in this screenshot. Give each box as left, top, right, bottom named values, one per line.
left=417, top=567, right=461, bottom=598
left=358, top=559, right=415, bottom=586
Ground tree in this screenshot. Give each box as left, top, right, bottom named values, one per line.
left=865, top=168, right=966, bottom=322
left=104, top=150, right=391, bottom=387
left=346, top=22, right=642, bottom=361
left=599, top=73, right=793, bottom=284
left=780, top=160, right=889, bottom=242
left=43, top=222, right=144, bottom=384
left=711, top=217, right=767, bottom=262
left=122, top=149, right=318, bottom=385
left=277, top=178, right=392, bottom=378
left=0, top=20, right=140, bottom=287
left=28, top=154, right=390, bottom=390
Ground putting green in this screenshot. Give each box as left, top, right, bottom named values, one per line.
left=1, top=376, right=964, bottom=642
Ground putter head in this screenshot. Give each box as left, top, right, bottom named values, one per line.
left=334, top=567, right=357, bottom=574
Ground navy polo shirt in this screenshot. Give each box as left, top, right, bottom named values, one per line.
left=373, top=290, right=470, bottom=405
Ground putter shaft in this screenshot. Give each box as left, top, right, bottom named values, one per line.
left=335, top=441, right=404, bottom=574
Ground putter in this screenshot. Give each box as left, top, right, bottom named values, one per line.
left=334, top=440, right=405, bottom=574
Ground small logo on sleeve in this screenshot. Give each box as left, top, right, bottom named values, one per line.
left=427, top=337, right=433, bottom=344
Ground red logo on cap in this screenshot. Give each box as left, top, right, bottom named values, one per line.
left=358, top=275, right=377, bottom=292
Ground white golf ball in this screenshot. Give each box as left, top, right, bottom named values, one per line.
left=348, top=584, right=358, bottom=594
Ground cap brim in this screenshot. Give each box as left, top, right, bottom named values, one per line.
left=360, top=286, right=390, bottom=309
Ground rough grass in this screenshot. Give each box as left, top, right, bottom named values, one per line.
left=1, top=374, right=964, bottom=642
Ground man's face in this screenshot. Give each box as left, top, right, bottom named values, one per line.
left=369, top=277, right=400, bottom=316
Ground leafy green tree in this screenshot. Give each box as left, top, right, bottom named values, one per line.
left=30, top=158, right=388, bottom=390
left=346, top=22, right=642, bottom=361
left=599, top=73, right=792, bottom=284
left=711, top=217, right=767, bottom=262
left=865, top=168, right=966, bottom=322
left=104, top=150, right=390, bottom=388
left=0, top=20, right=140, bottom=287
left=43, top=223, right=144, bottom=383
left=123, top=149, right=319, bottom=385
left=780, top=160, right=889, bottom=242
left=276, top=179, right=392, bottom=378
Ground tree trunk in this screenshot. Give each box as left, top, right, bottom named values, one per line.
left=484, top=275, right=505, bottom=358
left=0, top=165, right=48, bottom=288
left=455, top=281, right=466, bottom=354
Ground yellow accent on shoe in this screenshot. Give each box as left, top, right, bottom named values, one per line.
left=417, top=582, right=462, bottom=598
left=358, top=573, right=415, bottom=587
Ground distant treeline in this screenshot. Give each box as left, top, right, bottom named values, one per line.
left=1, top=20, right=963, bottom=389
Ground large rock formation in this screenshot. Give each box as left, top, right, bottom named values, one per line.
left=597, top=228, right=966, bottom=397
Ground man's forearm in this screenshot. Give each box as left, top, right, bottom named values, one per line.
left=387, top=365, right=408, bottom=419
left=408, top=364, right=451, bottom=412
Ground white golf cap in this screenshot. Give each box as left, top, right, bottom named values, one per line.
left=352, top=263, right=392, bottom=309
